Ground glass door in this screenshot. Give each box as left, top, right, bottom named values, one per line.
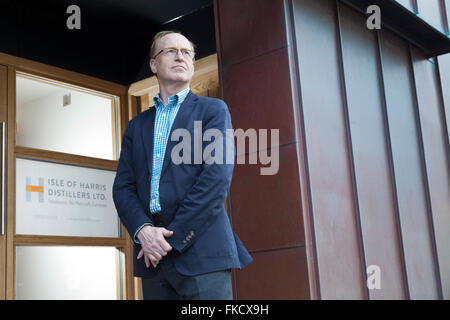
left=5, top=69, right=128, bottom=300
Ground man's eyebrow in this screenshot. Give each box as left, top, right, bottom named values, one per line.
left=166, top=46, right=193, bottom=50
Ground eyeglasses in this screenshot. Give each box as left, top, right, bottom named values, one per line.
left=153, top=47, right=195, bottom=60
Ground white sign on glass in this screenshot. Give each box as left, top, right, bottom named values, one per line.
left=16, top=158, right=120, bottom=238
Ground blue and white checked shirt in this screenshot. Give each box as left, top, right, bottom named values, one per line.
left=134, top=87, right=190, bottom=243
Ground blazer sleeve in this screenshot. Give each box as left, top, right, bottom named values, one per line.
left=113, top=119, right=153, bottom=241
left=166, top=100, right=234, bottom=253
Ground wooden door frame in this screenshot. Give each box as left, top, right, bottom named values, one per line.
left=0, top=64, right=7, bottom=300
left=0, top=52, right=135, bottom=300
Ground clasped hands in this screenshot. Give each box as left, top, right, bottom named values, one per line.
left=136, top=225, right=174, bottom=268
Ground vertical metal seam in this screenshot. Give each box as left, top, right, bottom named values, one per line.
left=440, top=0, right=450, bottom=35
left=432, top=56, right=450, bottom=298
left=375, top=30, right=411, bottom=299
left=408, top=44, right=444, bottom=300
left=435, top=58, right=450, bottom=177
left=284, top=0, right=321, bottom=300
left=334, top=0, right=369, bottom=300
left=412, top=0, right=419, bottom=14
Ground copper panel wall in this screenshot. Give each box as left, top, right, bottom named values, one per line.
left=291, top=0, right=366, bottom=299
left=417, top=0, right=446, bottom=32
left=395, top=0, right=449, bottom=34
left=445, top=0, right=450, bottom=32
left=215, top=0, right=450, bottom=299
left=438, top=53, right=450, bottom=152
left=338, top=4, right=406, bottom=299
left=412, top=48, right=450, bottom=299
left=378, top=30, right=437, bottom=299
left=214, top=0, right=310, bottom=299
left=395, top=0, right=415, bottom=11
left=379, top=31, right=440, bottom=300
left=437, top=53, right=450, bottom=299
left=289, top=0, right=450, bottom=299
left=396, top=0, right=414, bottom=11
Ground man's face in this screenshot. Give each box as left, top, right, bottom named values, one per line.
left=150, top=33, right=195, bottom=85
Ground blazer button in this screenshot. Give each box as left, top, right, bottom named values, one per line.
left=148, top=175, right=151, bottom=182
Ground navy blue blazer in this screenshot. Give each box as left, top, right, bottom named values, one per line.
left=113, top=91, right=252, bottom=277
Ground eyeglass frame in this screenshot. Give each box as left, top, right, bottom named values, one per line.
left=152, top=47, right=196, bottom=60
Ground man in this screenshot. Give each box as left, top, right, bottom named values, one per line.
left=113, top=30, right=252, bottom=300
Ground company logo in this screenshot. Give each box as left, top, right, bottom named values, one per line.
left=25, top=176, right=44, bottom=202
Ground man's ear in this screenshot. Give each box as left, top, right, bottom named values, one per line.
left=150, top=59, right=157, bottom=74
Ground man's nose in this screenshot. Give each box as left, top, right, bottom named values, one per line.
left=174, top=49, right=184, bottom=60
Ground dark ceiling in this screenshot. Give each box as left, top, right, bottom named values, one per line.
left=0, top=0, right=216, bottom=85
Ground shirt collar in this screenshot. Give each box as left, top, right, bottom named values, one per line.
left=153, top=87, right=190, bottom=109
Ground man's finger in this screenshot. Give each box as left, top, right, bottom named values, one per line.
left=149, top=254, right=159, bottom=268
left=154, top=233, right=173, bottom=252
left=152, top=238, right=172, bottom=255
left=144, top=255, right=150, bottom=268
left=137, top=248, right=144, bottom=259
left=161, top=242, right=172, bottom=253
left=158, top=238, right=172, bottom=255
left=152, top=250, right=162, bottom=262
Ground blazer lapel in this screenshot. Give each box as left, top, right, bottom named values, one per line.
left=160, top=90, right=198, bottom=177
left=141, top=107, right=156, bottom=176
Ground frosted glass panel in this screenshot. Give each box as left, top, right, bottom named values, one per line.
left=16, top=246, right=121, bottom=300
left=16, top=158, right=120, bottom=238
left=16, top=73, right=116, bottom=160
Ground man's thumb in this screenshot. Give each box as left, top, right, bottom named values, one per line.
left=162, top=228, right=174, bottom=237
